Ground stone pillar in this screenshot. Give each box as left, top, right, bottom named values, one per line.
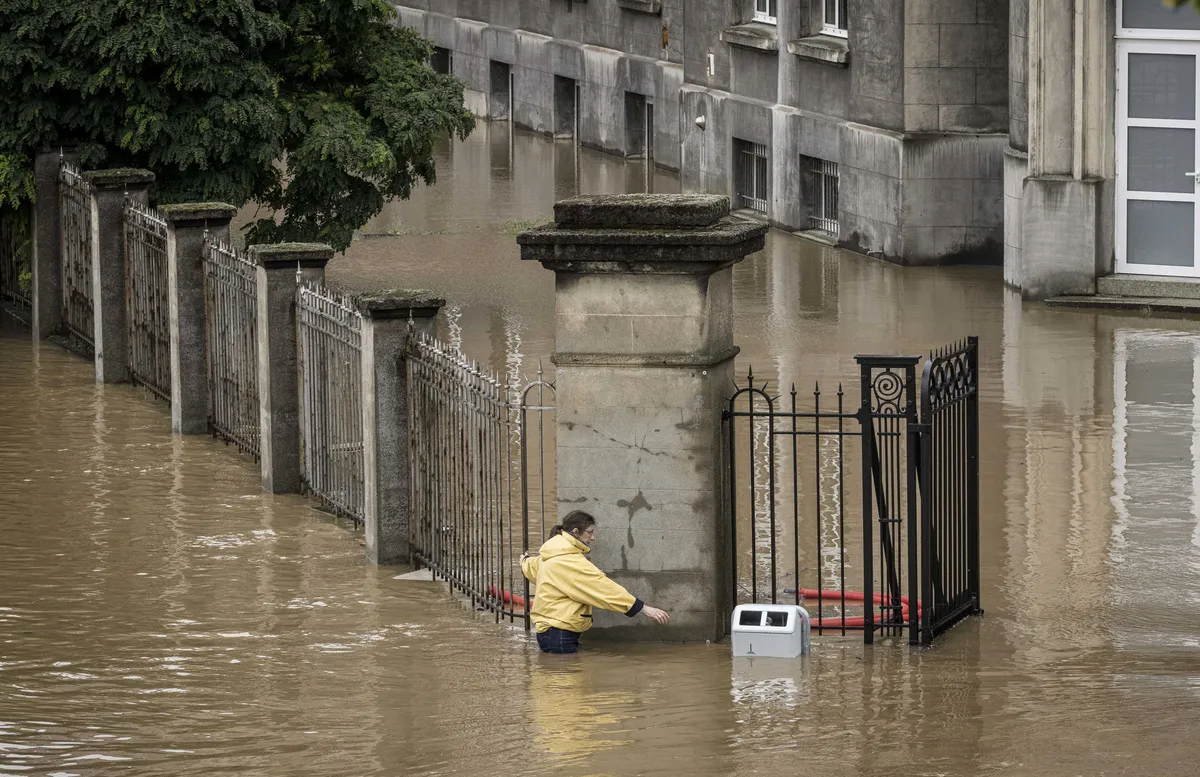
left=31, top=147, right=77, bottom=338
left=252, top=243, right=333, bottom=494
left=161, top=203, right=237, bottom=434
left=86, top=168, right=154, bottom=383
left=356, top=291, right=445, bottom=565
left=518, top=194, right=766, bottom=643
left=1019, top=0, right=1115, bottom=299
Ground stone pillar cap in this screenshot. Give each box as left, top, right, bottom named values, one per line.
left=84, top=168, right=155, bottom=190
left=353, top=288, right=445, bottom=320
left=517, top=194, right=767, bottom=273
left=160, top=202, right=238, bottom=225
left=553, top=193, right=731, bottom=228
left=249, top=242, right=334, bottom=269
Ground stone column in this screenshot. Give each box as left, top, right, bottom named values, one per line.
left=252, top=243, right=333, bottom=494
left=356, top=291, right=445, bottom=565
left=86, top=168, right=154, bottom=383
left=518, top=194, right=766, bottom=643
left=1019, top=0, right=1115, bottom=299
left=161, top=203, right=237, bottom=434
left=31, top=148, right=77, bottom=338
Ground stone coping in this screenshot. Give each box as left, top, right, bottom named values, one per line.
left=249, top=242, right=334, bottom=269
left=160, top=202, right=238, bottom=225
left=615, top=0, right=661, bottom=13
left=720, top=22, right=780, bottom=52
left=553, top=194, right=730, bottom=228
left=354, top=289, right=445, bottom=320
left=518, top=218, right=767, bottom=247
left=84, top=168, right=155, bottom=189
left=787, top=35, right=849, bottom=66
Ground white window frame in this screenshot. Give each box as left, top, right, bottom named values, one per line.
left=822, top=0, right=848, bottom=39
left=1118, top=0, right=1200, bottom=41
left=753, top=0, right=777, bottom=25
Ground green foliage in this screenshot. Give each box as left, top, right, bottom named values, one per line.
left=0, top=0, right=474, bottom=250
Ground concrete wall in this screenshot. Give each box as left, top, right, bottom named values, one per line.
left=903, top=0, right=1009, bottom=133
left=394, top=0, right=1009, bottom=265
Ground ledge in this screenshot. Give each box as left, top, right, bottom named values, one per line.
left=720, top=22, right=780, bottom=53
left=84, top=168, right=155, bottom=190
left=160, top=202, right=238, bottom=226
left=249, top=242, right=334, bottom=269
left=787, top=35, right=849, bottom=66
left=615, top=0, right=661, bottom=13
left=354, top=289, right=445, bottom=320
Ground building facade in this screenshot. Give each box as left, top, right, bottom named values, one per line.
left=394, top=0, right=1009, bottom=267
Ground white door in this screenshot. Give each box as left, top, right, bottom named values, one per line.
left=1117, top=40, right=1200, bottom=276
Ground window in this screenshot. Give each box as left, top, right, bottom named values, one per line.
left=735, top=139, right=769, bottom=213
left=823, top=0, right=848, bottom=37
left=802, top=156, right=839, bottom=234
left=753, top=0, right=777, bottom=24
left=430, top=47, right=452, bottom=75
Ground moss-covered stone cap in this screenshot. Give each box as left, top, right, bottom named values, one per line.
left=552, top=193, right=730, bottom=229
left=354, top=288, right=445, bottom=320
left=160, top=202, right=238, bottom=225
left=249, top=242, right=334, bottom=269
left=84, top=168, right=155, bottom=189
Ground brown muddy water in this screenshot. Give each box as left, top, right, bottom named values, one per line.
left=4, top=124, right=1200, bottom=775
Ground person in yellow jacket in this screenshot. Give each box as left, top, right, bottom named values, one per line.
left=520, top=510, right=670, bottom=653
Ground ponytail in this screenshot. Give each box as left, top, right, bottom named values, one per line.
left=550, top=510, right=596, bottom=539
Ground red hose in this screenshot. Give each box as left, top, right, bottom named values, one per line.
left=486, top=585, right=922, bottom=629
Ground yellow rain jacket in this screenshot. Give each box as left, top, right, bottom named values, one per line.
left=520, top=532, right=644, bottom=634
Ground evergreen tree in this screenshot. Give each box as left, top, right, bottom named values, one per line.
left=0, top=0, right=474, bottom=250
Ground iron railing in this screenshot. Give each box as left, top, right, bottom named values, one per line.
left=0, top=206, right=31, bottom=309
left=297, top=283, right=365, bottom=523
left=735, top=139, right=769, bottom=214
left=916, top=337, right=981, bottom=644
left=202, top=239, right=260, bottom=457
left=804, top=156, right=840, bottom=234
left=408, top=333, right=556, bottom=630
left=124, top=199, right=171, bottom=401
left=60, top=162, right=94, bottom=345
left=725, top=340, right=979, bottom=647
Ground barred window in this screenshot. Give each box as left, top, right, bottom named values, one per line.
left=735, top=140, right=769, bottom=214
left=823, top=0, right=848, bottom=37
left=754, top=0, right=778, bottom=24
left=802, top=156, right=839, bottom=234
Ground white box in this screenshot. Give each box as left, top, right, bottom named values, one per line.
left=730, top=604, right=811, bottom=658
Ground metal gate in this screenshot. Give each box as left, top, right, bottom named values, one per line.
left=202, top=239, right=260, bottom=457
left=406, top=332, right=555, bottom=630
left=59, top=162, right=94, bottom=346
left=724, top=339, right=981, bottom=646
left=123, top=199, right=171, bottom=402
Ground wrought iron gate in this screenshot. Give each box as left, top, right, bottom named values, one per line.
left=123, top=199, right=171, bottom=402
left=406, top=332, right=555, bottom=630
left=60, top=162, right=94, bottom=346
left=202, top=239, right=260, bottom=457
left=724, top=338, right=981, bottom=646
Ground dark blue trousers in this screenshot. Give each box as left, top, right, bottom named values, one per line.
left=536, top=626, right=581, bottom=654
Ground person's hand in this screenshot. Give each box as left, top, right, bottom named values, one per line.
left=520, top=551, right=537, bottom=561
left=642, top=605, right=670, bottom=625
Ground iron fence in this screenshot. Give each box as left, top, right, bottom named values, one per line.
left=407, top=333, right=556, bottom=630
left=724, top=339, right=979, bottom=647
left=203, top=239, right=260, bottom=457
left=916, top=337, right=981, bottom=644
left=0, top=206, right=31, bottom=309
left=803, top=156, right=840, bottom=234
left=735, top=139, right=769, bottom=214
left=124, top=199, right=171, bottom=401
left=60, top=162, right=94, bottom=345
left=297, top=283, right=365, bottom=523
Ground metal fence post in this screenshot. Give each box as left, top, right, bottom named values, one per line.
left=356, top=291, right=445, bottom=565
left=85, top=168, right=154, bottom=383
left=31, top=148, right=76, bottom=338
left=162, top=203, right=236, bottom=433
left=252, top=243, right=332, bottom=493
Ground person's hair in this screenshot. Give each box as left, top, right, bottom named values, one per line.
left=549, top=510, right=596, bottom=539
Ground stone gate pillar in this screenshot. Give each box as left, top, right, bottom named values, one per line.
left=31, top=147, right=77, bottom=339
left=518, top=194, right=766, bottom=642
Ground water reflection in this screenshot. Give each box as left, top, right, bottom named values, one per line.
left=7, top=123, right=1200, bottom=774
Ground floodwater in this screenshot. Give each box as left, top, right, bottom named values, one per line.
left=4, top=123, right=1200, bottom=775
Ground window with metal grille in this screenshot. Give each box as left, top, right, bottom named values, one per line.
left=802, top=156, right=839, bottom=234
left=754, top=0, right=777, bottom=24
left=735, top=140, right=769, bottom=214
left=823, top=0, right=848, bottom=37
